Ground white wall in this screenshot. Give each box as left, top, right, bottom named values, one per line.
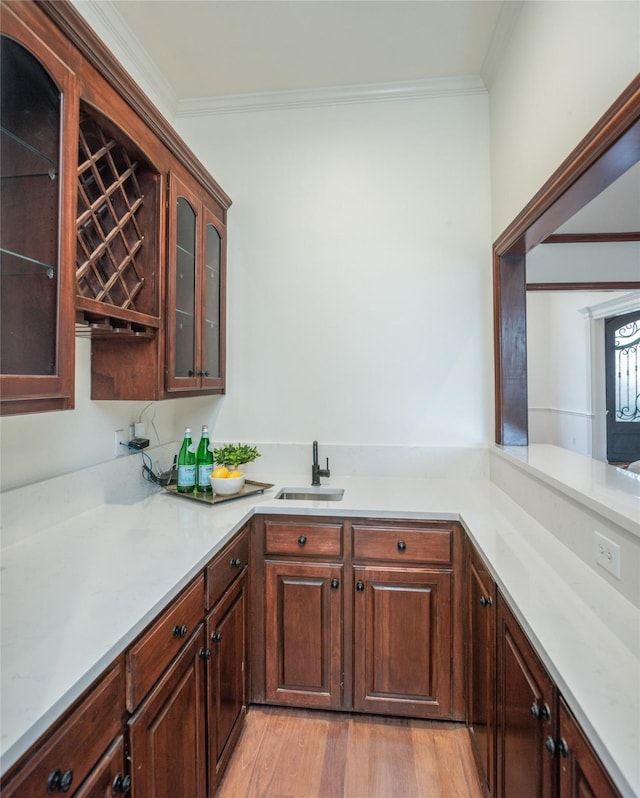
left=489, top=0, right=640, bottom=240
left=526, top=291, right=629, bottom=456
left=174, top=94, right=493, bottom=449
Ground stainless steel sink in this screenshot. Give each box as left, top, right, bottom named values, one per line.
left=275, top=486, right=344, bottom=501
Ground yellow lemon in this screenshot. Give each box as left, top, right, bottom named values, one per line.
left=212, top=466, right=229, bottom=478
left=227, top=470, right=243, bottom=478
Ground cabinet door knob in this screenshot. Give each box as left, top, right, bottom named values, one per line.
left=230, top=557, right=242, bottom=568
left=330, top=578, right=340, bottom=589
left=113, top=774, right=132, bottom=794
left=540, top=702, right=551, bottom=722
left=211, top=631, right=223, bottom=643
left=397, top=540, right=407, bottom=551
left=545, top=736, right=557, bottom=757
left=298, top=535, right=307, bottom=545
left=46, top=768, right=74, bottom=793
left=172, top=624, right=188, bottom=638
left=480, top=595, right=493, bottom=608
left=558, top=738, right=569, bottom=758
left=47, top=768, right=62, bottom=792
left=188, top=370, right=194, bottom=377
left=356, top=581, right=365, bottom=592
left=531, top=701, right=541, bottom=719
left=199, top=647, right=212, bottom=659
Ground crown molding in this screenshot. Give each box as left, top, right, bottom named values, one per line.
left=480, top=0, right=524, bottom=88
left=70, top=0, right=178, bottom=119
left=176, top=75, right=487, bottom=118
left=580, top=291, right=640, bottom=320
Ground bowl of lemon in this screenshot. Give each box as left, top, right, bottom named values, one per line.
left=210, top=466, right=245, bottom=496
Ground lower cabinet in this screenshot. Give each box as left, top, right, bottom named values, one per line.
left=206, top=568, right=248, bottom=788
left=254, top=515, right=464, bottom=721
left=352, top=566, right=453, bottom=718
left=466, top=541, right=496, bottom=795
left=73, top=737, right=129, bottom=798
left=264, top=559, right=344, bottom=709
left=466, top=538, right=622, bottom=798
left=558, top=698, right=622, bottom=798
left=128, top=628, right=208, bottom=798
left=2, top=525, right=251, bottom=798
left=496, top=596, right=557, bottom=798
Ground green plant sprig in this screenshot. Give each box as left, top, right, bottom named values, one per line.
left=213, top=443, right=261, bottom=468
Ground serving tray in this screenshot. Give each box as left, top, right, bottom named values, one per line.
left=164, top=480, right=274, bottom=506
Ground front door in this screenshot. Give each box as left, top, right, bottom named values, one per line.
left=605, top=310, right=640, bottom=464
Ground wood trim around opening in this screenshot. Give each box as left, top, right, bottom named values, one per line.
left=493, top=75, right=640, bottom=446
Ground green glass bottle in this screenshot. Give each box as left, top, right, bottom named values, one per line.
left=177, top=427, right=196, bottom=493
left=196, top=424, right=214, bottom=493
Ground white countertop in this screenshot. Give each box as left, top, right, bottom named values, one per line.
left=1, top=471, right=639, bottom=797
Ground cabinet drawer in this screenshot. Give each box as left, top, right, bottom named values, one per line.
left=264, top=521, right=342, bottom=558
left=1, top=662, right=124, bottom=798
left=353, top=524, right=452, bottom=565
left=206, top=527, right=249, bottom=610
left=126, top=575, right=204, bottom=710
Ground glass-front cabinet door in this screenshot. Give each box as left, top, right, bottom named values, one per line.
left=166, top=172, right=226, bottom=394
left=0, top=12, right=77, bottom=414
left=201, top=206, right=225, bottom=391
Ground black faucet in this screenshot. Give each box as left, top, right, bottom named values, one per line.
left=311, top=440, right=330, bottom=486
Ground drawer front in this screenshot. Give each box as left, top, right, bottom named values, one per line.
left=206, top=527, right=249, bottom=610
left=264, top=521, right=342, bottom=558
left=353, top=525, right=452, bottom=565
left=126, top=574, right=204, bottom=710
left=1, top=662, right=124, bottom=797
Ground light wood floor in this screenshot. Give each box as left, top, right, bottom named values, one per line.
left=216, top=706, right=485, bottom=798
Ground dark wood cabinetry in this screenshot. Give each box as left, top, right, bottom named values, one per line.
left=557, top=698, right=622, bottom=798
left=0, top=2, right=77, bottom=415
left=205, top=529, right=249, bottom=790
left=352, top=565, right=453, bottom=717
left=466, top=540, right=497, bottom=795
left=166, top=170, right=226, bottom=395
left=496, top=595, right=557, bottom=798
left=1, top=0, right=231, bottom=410
left=128, top=626, right=207, bottom=798
left=254, top=515, right=464, bottom=721
left=265, top=559, right=344, bottom=708
left=0, top=661, right=126, bottom=797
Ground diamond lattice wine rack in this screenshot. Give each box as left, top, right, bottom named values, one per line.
left=75, top=107, right=161, bottom=337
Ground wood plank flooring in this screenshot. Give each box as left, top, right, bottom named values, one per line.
left=216, top=706, right=485, bottom=798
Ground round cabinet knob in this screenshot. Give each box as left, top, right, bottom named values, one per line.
left=356, top=581, right=365, bottom=592
left=199, top=647, right=212, bottom=659
left=47, top=769, right=62, bottom=792
left=558, top=738, right=569, bottom=758
left=540, top=703, right=552, bottom=722
left=530, top=701, right=541, bottom=719
left=203, top=371, right=210, bottom=377
left=298, top=535, right=307, bottom=546
left=397, top=540, right=407, bottom=551
left=60, top=770, right=73, bottom=793
left=172, top=624, right=188, bottom=638
left=545, top=736, right=557, bottom=757
left=230, top=557, right=242, bottom=568
left=187, top=370, right=194, bottom=377
left=330, top=578, right=340, bottom=589
left=113, top=774, right=132, bottom=794
left=480, top=595, right=493, bottom=608
left=211, top=631, right=223, bottom=643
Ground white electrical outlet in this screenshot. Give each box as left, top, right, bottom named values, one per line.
left=114, top=429, right=126, bottom=457
left=593, top=530, right=621, bottom=579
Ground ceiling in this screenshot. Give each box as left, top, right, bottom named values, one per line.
left=107, top=0, right=510, bottom=100
left=102, top=0, right=638, bottom=239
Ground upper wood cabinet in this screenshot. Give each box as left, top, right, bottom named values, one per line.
left=0, top=5, right=78, bottom=415
left=1, top=0, right=231, bottom=410
left=166, top=171, right=226, bottom=396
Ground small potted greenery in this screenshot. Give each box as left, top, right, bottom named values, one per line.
left=213, top=443, right=261, bottom=471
